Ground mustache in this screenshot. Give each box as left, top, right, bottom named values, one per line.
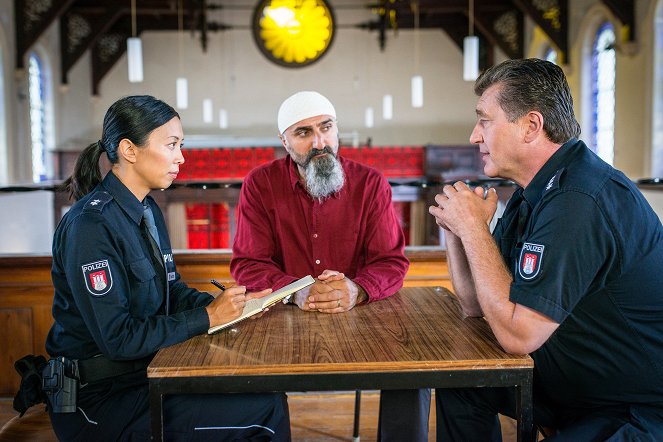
left=304, top=145, right=335, bottom=164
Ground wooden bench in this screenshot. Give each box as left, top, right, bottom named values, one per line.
left=0, top=407, right=56, bottom=442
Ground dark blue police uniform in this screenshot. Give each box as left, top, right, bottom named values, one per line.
left=46, top=171, right=290, bottom=441
left=436, top=139, right=663, bottom=441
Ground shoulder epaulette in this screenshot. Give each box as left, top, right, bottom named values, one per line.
left=82, top=191, right=113, bottom=213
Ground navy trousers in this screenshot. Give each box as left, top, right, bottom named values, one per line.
left=435, top=386, right=663, bottom=441
left=378, top=389, right=431, bottom=442
left=49, top=375, right=290, bottom=441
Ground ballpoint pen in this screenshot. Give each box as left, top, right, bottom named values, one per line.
left=210, top=279, right=226, bottom=291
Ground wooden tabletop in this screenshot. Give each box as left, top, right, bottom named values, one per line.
left=148, top=286, right=532, bottom=379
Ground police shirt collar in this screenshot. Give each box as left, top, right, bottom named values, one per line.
left=101, top=171, right=145, bottom=225
left=522, top=138, right=580, bottom=207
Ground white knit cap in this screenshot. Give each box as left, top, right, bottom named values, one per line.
left=277, top=91, right=336, bottom=134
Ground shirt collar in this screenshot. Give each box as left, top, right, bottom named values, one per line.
left=286, top=155, right=302, bottom=191
left=522, top=138, right=580, bottom=207
left=101, top=171, right=145, bottom=225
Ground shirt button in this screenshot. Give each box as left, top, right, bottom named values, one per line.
left=313, top=234, right=318, bottom=238
left=315, top=259, right=321, bottom=265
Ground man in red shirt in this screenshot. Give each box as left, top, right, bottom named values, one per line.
left=231, top=91, right=428, bottom=441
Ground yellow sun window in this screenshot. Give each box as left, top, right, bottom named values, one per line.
left=252, top=0, right=335, bottom=67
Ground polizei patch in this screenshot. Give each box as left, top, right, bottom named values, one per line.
left=518, top=243, right=544, bottom=280
left=82, top=259, right=113, bottom=296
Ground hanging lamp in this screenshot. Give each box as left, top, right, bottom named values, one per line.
left=203, top=99, right=214, bottom=123
left=219, top=109, right=229, bottom=129
left=383, top=95, right=393, bottom=120
left=411, top=1, right=423, bottom=107
left=463, top=0, right=479, bottom=81
left=365, top=107, right=374, bottom=128
left=175, top=0, right=188, bottom=109
left=127, top=0, right=143, bottom=82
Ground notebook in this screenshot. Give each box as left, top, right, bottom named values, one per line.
left=207, top=275, right=315, bottom=334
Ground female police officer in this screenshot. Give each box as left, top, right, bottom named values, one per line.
left=45, top=95, right=290, bottom=441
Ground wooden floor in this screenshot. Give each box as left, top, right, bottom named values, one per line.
left=1, top=391, right=519, bottom=441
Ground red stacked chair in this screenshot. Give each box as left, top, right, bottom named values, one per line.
left=210, top=203, right=230, bottom=249
left=185, top=203, right=210, bottom=249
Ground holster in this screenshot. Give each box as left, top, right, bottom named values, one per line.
left=13, top=353, right=152, bottom=416
left=42, top=357, right=79, bottom=413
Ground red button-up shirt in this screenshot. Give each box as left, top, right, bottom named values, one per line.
left=230, top=155, right=409, bottom=301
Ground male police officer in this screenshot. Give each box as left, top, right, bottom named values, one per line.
left=429, top=58, right=663, bottom=439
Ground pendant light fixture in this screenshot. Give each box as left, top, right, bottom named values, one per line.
left=411, top=1, right=423, bottom=108
left=217, top=7, right=230, bottom=130
left=175, top=0, right=188, bottom=109
left=463, top=0, right=479, bottom=81
left=203, top=98, right=214, bottom=123
left=127, top=0, right=143, bottom=83
left=176, top=78, right=188, bottom=109
left=383, top=94, right=393, bottom=120
left=365, top=107, right=374, bottom=128
left=219, top=109, right=228, bottom=129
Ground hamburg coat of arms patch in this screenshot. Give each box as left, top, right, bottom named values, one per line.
left=82, top=259, right=113, bottom=296
left=518, top=243, right=544, bottom=280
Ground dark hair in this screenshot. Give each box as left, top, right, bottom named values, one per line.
left=61, top=95, right=179, bottom=200
left=474, top=58, right=580, bottom=144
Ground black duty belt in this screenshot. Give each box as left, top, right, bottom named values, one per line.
left=77, top=354, right=153, bottom=385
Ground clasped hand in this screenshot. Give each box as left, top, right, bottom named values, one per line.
left=292, top=270, right=362, bottom=314
left=429, top=181, right=499, bottom=238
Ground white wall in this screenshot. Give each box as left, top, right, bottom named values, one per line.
left=93, top=28, right=478, bottom=146
left=642, top=190, right=663, bottom=222
left=0, top=191, right=54, bottom=253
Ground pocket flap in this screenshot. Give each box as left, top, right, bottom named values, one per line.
left=127, top=257, right=156, bottom=282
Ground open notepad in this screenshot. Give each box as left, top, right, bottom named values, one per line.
left=207, top=275, right=315, bottom=334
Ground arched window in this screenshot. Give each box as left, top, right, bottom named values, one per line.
left=653, top=1, right=663, bottom=176
left=590, top=22, right=616, bottom=165
left=28, top=52, right=48, bottom=182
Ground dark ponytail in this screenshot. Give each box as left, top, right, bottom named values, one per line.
left=60, top=95, right=179, bottom=201
left=60, top=142, right=105, bottom=201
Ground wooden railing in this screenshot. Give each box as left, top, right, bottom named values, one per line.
left=0, top=247, right=449, bottom=396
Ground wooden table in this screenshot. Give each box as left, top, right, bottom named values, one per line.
left=148, top=287, right=534, bottom=441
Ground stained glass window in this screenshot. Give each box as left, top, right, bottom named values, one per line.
left=653, top=2, right=663, bottom=176
left=591, top=22, right=615, bottom=165
left=252, top=0, right=335, bottom=68
left=28, top=53, right=47, bottom=182
left=0, top=45, right=6, bottom=185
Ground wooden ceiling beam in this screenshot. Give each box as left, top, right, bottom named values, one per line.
left=600, top=0, right=635, bottom=41
left=91, top=18, right=131, bottom=96
left=60, top=7, right=124, bottom=84
left=472, top=7, right=524, bottom=60
left=14, top=0, right=77, bottom=70
left=511, top=0, right=568, bottom=59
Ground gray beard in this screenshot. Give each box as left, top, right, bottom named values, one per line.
left=303, top=154, right=345, bottom=200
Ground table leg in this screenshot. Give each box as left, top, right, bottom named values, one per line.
left=352, top=389, right=361, bottom=442
left=149, top=382, right=163, bottom=441
left=516, top=371, right=535, bottom=442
